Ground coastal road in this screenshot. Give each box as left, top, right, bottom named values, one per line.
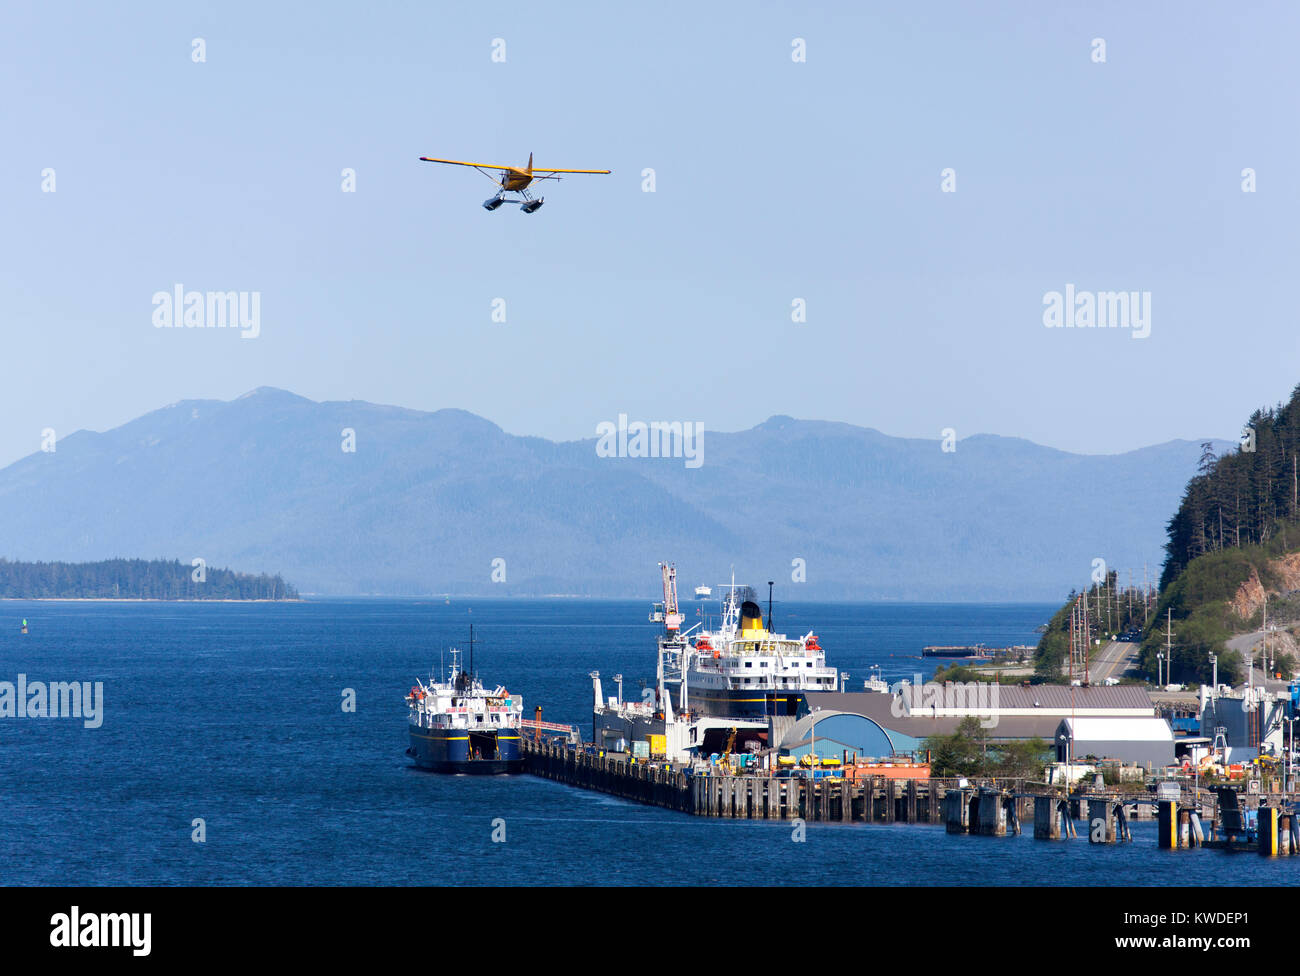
left=1090, top=640, right=1141, bottom=683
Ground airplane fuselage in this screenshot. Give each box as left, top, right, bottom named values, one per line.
left=501, top=169, right=533, bottom=191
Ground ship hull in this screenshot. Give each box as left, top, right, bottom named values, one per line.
left=408, top=726, right=523, bottom=774
left=686, top=688, right=805, bottom=718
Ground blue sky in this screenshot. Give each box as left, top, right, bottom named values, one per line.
left=3, top=0, right=1297, bottom=468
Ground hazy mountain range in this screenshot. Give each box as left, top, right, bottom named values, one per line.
left=0, top=388, right=1229, bottom=601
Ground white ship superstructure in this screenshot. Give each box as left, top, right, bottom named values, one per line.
left=673, top=576, right=838, bottom=719
left=591, top=566, right=843, bottom=761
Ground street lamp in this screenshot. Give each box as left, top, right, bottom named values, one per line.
left=1284, top=716, right=1296, bottom=791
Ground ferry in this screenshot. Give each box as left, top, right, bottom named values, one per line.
left=588, top=565, right=842, bottom=760
left=405, top=628, right=523, bottom=774
left=655, top=568, right=840, bottom=719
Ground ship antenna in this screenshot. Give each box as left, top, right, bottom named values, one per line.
left=468, top=623, right=475, bottom=678
left=767, top=580, right=775, bottom=631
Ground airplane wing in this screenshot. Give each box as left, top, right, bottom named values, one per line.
left=419, top=157, right=517, bottom=171
left=529, top=167, right=611, bottom=174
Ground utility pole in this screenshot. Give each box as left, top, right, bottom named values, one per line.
left=1086, top=598, right=1091, bottom=685
left=1263, top=596, right=1269, bottom=678
left=1068, top=594, right=1090, bottom=686
left=1068, top=596, right=1084, bottom=685
left=1248, top=645, right=1254, bottom=697
left=1163, top=608, right=1173, bottom=687
left=1068, top=598, right=1075, bottom=686
left=1143, top=563, right=1150, bottom=627
left=1246, top=644, right=1256, bottom=750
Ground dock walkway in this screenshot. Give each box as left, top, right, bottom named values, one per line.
left=522, top=741, right=1300, bottom=856
left=525, top=738, right=1011, bottom=823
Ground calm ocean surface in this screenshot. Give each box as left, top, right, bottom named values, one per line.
left=0, top=598, right=1288, bottom=886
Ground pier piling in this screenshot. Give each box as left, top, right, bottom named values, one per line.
left=1260, top=806, right=1280, bottom=856
left=1033, top=796, right=1060, bottom=839
left=945, top=788, right=971, bottom=834
left=974, top=789, right=1007, bottom=836
left=1158, top=800, right=1177, bottom=849
left=1087, top=798, right=1117, bottom=843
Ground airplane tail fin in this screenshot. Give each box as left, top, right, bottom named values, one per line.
left=527, top=152, right=533, bottom=175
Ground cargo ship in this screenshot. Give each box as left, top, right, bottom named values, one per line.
left=405, top=627, right=523, bottom=774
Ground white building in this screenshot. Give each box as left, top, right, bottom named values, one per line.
left=1054, top=716, right=1176, bottom=768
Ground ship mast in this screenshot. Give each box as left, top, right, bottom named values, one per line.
left=718, top=570, right=744, bottom=632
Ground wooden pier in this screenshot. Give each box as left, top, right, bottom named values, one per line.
left=523, top=741, right=1300, bottom=857
left=524, top=739, right=1001, bottom=824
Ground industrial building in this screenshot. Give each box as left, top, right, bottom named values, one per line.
left=1196, top=684, right=1291, bottom=764
left=778, top=710, right=897, bottom=762
left=787, top=684, right=1176, bottom=767
left=1053, top=716, right=1176, bottom=767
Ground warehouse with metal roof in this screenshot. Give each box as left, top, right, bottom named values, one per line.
left=1054, top=716, right=1176, bottom=768
left=799, top=691, right=1065, bottom=752
left=797, top=686, right=1173, bottom=765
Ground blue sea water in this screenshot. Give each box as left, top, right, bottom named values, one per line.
left=0, top=598, right=1291, bottom=886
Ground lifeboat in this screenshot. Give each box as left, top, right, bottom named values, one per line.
left=805, top=634, right=822, bottom=652
left=696, top=638, right=713, bottom=651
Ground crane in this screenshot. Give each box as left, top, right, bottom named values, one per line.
left=659, top=562, right=683, bottom=633
left=718, top=727, right=738, bottom=775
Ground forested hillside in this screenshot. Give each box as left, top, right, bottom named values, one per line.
left=1162, top=384, right=1300, bottom=589
left=0, top=558, right=298, bottom=600
left=1036, top=384, right=1300, bottom=685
